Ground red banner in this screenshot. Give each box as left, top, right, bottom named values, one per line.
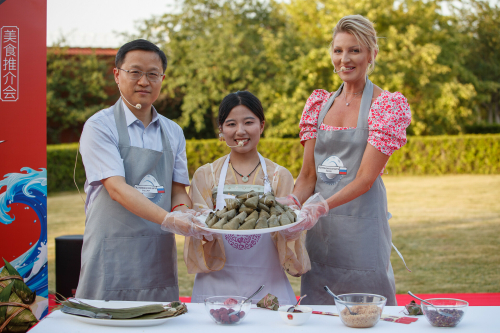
left=0, top=0, right=48, bottom=319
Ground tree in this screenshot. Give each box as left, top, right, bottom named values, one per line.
left=46, top=45, right=117, bottom=143
left=130, top=0, right=305, bottom=139
left=458, top=0, right=500, bottom=124
left=128, top=0, right=482, bottom=137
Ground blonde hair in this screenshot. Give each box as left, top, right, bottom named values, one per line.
left=330, top=15, right=378, bottom=75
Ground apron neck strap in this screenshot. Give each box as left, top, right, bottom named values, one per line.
left=216, top=152, right=271, bottom=210
left=316, top=78, right=374, bottom=130
left=356, top=78, right=374, bottom=129
left=317, top=83, right=343, bottom=129
left=114, top=98, right=131, bottom=148
left=114, top=98, right=171, bottom=153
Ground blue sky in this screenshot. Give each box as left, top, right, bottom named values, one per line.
left=47, top=0, right=177, bottom=47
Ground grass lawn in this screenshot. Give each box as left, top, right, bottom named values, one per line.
left=47, top=175, right=500, bottom=296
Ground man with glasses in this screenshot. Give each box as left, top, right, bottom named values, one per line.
left=76, top=39, right=210, bottom=302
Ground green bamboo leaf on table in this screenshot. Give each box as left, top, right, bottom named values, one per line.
left=57, top=295, right=187, bottom=320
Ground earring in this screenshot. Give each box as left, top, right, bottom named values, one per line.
left=218, top=131, right=225, bottom=142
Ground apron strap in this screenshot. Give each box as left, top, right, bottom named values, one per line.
left=392, top=243, right=412, bottom=272
left=356, top=78, right=374, bottom=129
left=387, top=212, right=412, bottom=272
left=158, top=120, right=173, bottom=157
left=216, top=153, right=271, bottom=209
left=216, top=155, right=231, bottom=209
left=317, top=84, right=343, bottom=130
left=113, top=98, right=131, bottom=149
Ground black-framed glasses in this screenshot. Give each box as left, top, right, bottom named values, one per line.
left=117, top=68, right=165, bottom=82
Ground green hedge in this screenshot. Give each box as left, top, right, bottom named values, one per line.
left=47, top=135, right=500, bottom=193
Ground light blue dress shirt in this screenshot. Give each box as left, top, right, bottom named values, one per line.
left=80, top=100, right=190, bottom=213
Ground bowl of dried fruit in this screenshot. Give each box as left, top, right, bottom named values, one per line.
left=204, top=296, right=251, bottom=325
left=334, top=293, right=386, bottom=328
left=421, top=298, right=468, bottom=327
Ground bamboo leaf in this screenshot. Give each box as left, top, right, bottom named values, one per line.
left=0, top=282, right=14, bottom=322
left=59, top=298, right=167, bottom=319
left=1, top=258, right=36, bottom=304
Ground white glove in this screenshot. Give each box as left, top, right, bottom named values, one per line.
left=161, top=209, right=214, bottom=241
left=279, top=193, right=329, bottom=241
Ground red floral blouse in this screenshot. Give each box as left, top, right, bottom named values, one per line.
left=300, top=89, right=411, bottom=153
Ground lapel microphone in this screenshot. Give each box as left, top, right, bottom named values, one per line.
left=118, top=84, right=142, bottom=110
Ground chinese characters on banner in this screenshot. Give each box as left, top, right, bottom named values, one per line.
left=1, top=26, right=19, bottom=101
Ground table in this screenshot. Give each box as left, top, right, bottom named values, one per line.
left=31, top=301, right=497, bottom=332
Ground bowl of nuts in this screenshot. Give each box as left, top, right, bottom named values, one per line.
left=204, top=296, right=251, bottom=325
left=421, top=298, right=468, bottom=327
left=334, top=293, right=386, bottom=328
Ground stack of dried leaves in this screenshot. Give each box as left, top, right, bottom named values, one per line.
left=57, top=297, right=188, bottom=320
left=0, top=258, right=38, bottom=333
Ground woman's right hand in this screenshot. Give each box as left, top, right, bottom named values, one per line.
left=161, top=210, right=214, bottom=241
left=276, top=194, right=301, bottom=210
left=279, top=193, right=329, bottom=241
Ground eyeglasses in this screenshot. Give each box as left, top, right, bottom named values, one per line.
left=117, top=68, right=165, bottom=82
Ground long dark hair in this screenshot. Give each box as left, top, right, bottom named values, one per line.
left=218, top=91, right=265, bottom=126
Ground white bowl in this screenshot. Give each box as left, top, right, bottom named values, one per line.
left=278, top=305, right=312, bottom=326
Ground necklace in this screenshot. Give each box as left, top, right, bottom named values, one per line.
left=231, top=160, right=261, bottom=183
left=343, top=89, right=363, bottom=106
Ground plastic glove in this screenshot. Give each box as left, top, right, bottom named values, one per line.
left=161, top=210, right=214, bottom=241
left=278, top=193, right=329, bottom=241
left=276, top=194, right=302, bottom=210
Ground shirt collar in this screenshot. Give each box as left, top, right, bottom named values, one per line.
left=121, top=99, right=160, bottom=127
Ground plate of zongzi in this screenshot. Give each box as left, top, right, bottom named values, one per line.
left=197, top=191, right=304, bottom=235
left=58, top=299, right=187, bottom=327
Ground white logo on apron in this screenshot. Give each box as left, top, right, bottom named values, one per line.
left=318, top=156, right=347, bottom=185
left=135, top=174, right=164, bottom=204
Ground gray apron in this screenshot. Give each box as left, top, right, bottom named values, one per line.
left=76, top=99, right=179, bottom=301
left=301, top=79, right=397, bottom=306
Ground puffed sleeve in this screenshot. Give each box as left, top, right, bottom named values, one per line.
left=270, top=164, right=311, bottom=277
left=184, top=164, right=225, bottom=274
left=299, top=89, right=331, bottom=146
left=368, top=92, right=411, bottom=156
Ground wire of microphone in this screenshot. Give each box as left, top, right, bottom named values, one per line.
left=118, top=84, right=142, bottom=110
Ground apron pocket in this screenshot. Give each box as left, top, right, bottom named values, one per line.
left=312, top=213, right=378, bottom=271
left=104, top=235, right=177, bottom=291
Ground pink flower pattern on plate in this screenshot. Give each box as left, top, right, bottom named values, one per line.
left=299, top=89, right=411, bottom=173
left=225, top=234, right=262, bottom=250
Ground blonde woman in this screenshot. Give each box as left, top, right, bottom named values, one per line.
left=294, top=15, right=411, bottom=305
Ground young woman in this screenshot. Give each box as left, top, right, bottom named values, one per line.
left=184, top=91, right=312, bottom=304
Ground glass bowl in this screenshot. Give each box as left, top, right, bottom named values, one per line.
left=334, top=293, right=386, bottom=328
left=421, top=298, right=468, bottom=327
left=204, top=296, right=251, bottom=325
